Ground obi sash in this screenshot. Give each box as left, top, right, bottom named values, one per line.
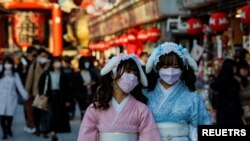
left=99, top=132, right=138, bottom=141
left=157, top=122, right=189, bottom=141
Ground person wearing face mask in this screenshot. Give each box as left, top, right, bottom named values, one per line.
left=73, top=56, right=99, bottom=119
left=236, top=60, right=250, bottom=124
left=0, top=57, right=28, bottom=139
left=38, top=57, right=72, bottom=141
left=77, top=54, right=161, bottom=141
left=144, top=42, right=211, bottom=141
left=24, top=48, right=50, bottom=135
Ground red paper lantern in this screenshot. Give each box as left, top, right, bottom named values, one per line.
left=209, top=12, right=229, bottom=32
left=137, top=29, right=148, bottom=42
left=126, top=43, right=138, bottom=54
left=147, top=27, right=160, bottom=41
left=241, top=5, right=250, bottom=24
left=186, top=18, right=203, bottom=35
left=127, top=33, right=136, bottom=43
left=120, top=34, right=128, bottom=45
left=107, top=38, right=115, bottom=47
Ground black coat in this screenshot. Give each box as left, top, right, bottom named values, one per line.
left=73, top=69, right=99, bottom=110
left=38, top=70, right=71, bottom=133
left=210, top=75, right=244, bottom=125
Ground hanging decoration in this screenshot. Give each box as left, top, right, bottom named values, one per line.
left=137, top=29, right=148, bottom=43
left=13, top=11, right=45, bottom=48
left=209, top=12, right=229, bottom=32
left=186, top=18, right=203, bottom=35
left=147, top=27, right=160, bottom=41
left=241, top=5, right=250, bottom=25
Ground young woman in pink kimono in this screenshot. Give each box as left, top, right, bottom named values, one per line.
left=77, top=54, right=161, bottom=141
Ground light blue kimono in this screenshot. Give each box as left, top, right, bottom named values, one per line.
left=144, top=80, right=211, bottom=141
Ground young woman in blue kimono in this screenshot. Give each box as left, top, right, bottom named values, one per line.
left=144, top=42, right=211, bottom=141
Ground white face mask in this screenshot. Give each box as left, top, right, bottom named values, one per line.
left=4, top=63, right=13, bottom=70
left=39, top=58, right=48, bottom=64
left=159, top=67, right=182, bottom=85
left=84, top=62, right=90, bottom=69
left=0, top=64, right=3, bottom=72
left=117, top=72, right=139, bottom=93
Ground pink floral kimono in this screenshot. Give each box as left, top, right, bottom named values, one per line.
left=77, top=95, right=161, bottom=141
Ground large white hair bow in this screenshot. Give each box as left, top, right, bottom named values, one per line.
left=146, top=42, right=198, bottom=73
left=101, top=54, right=148, bottom=87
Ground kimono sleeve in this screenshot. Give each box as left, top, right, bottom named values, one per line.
left=188, top=94, right=211, bottom=141
left=138, top=106, right=161, bottom=141
left=189, top=94, right=212, bottom=126
left=77, top=105, right=98, bottom=141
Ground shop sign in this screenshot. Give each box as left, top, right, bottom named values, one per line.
left=13, top=11, right=45, bottom=47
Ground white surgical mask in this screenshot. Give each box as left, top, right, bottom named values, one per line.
left=39, top=58, right=48, bottom=64
left=159, top=67, right=182, bottom=85
left=117, top=72, right=139, bottom=93
left=4, top=63, right=12, bottom=70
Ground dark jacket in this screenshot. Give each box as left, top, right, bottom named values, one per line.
left=210, top=59, right=244, bottom=125
left=38, top=70, right=71, bottom=133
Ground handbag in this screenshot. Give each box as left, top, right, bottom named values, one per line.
left=32, top=76, right=49, bottom=111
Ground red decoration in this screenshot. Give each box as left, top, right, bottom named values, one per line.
left=13, top=11, right=45, bottom=48
left=107, top=38, right=115, bottom=47
left=137, top=29, right=148, bottom=42
left=147, top=27, right=160, bottom=41
left=127, top=33, right=136, bottom=43
left=80, top=0, right=94, bottom=9
left=126, top=43, right=138, bottom=54
left=241, top=5, right=250, bottom=24
left=120, top=34, right=128, bottom=45
left=186, top=18, right=203, bottom=35
left=209, top=12, right=229, bottom=32
left=80, top=48, right=92, bottom=57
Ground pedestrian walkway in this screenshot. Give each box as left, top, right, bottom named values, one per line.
left=2, top=105, right=82, bottom=141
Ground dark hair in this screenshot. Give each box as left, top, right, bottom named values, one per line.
left=26, top=46, right=37, bottom=54
left=236, top=60, right=249, bottom=87
left=37, top=48, right=49, bottom=56
left=0, top=57, right=15, bottom=78
left=48, top=56, right=62, bottom=71
left=147, top=52, right=196, bottom=92
left=63, top=55, right=72, bottom=64
left=218, top=59, right=236, bottom=79
left=140, top=52, right=148, bottom=58
left=92, top=58, right=147, bottom=110
left=78, top=56, right=92, bottom=70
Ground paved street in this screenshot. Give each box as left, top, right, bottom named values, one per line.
left=1, top=105, right=82, bottom=141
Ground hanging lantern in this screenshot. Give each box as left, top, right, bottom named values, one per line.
left=147, top=27, right=160, bottom=41
left=107, top=38, right=115, bottom=47
left=209, top=12, right=229, bottom=32
left=98, top=41, right=108, bottom=51
left=127, top=33, right=136, bottom=43
left=241, top=5, right=250, bottom=25
left=89, top=42, right=96, bottom=51
left=126, top=43, right=138, bottom=54
left=137, top=29, right=148, bottom=43
left=120, top=34, right=128, bottom=45
left=13, top=11, right=45, bottom=48
left=186, top=18, right=203, bottom=35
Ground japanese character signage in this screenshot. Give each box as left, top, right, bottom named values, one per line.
left=13, top=11, right=45, bottom=48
